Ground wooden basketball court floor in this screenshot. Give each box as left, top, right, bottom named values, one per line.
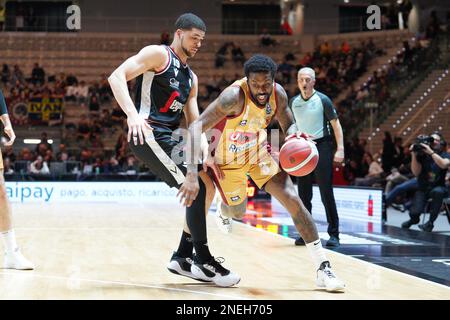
left=1, top=202, right=449, bottom=300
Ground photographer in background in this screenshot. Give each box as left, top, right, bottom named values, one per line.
left=401, top=133, right=450, bottom=232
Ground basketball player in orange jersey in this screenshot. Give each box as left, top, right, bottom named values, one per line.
left=109, top=13, right=239, bottom=287
left=0, top=89, right=34, bottom=270
left=179, top=55, right=345, bottom=291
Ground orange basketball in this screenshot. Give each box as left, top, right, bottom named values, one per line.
left=279, top=138, right=319, bottom=176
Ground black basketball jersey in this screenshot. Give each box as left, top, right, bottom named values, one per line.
left=135, top=45, right=193, bottom=128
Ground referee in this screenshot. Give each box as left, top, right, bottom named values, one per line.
left=289, top=67, right=344, bottom=247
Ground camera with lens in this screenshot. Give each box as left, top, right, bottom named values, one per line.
left=412, top=134, right=434, bottom=153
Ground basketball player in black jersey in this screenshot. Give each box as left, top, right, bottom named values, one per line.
left=108, top=13, right=240, bottom=287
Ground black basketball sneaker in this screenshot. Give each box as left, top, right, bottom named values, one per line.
left=167, top=252, right=211, bottom=282
left=191, top=256, right=241, bottom=287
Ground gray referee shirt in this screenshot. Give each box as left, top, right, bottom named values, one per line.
left=289, top=90, right=338, bottom=140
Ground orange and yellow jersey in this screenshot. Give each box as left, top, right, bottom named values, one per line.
left=212, top=78, right=278, bottom=167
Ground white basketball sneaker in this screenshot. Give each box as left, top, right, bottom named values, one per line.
left=191, top=256, right=241, bottom=287
left=215, top=196, right=232, bottom=234
left=316, top=261, right=345, bottom=292
left=3, top=248, right=35, bottom=270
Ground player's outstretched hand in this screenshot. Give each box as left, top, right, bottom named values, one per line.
left=127, top=116, right=153, bottom=145
left=178, top=172, right=200, bottom=207
left=3, top=125, right=16, bottom=146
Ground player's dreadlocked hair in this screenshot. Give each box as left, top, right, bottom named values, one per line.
left=175, top=13, right=206, bottom=32
left=244, top=54, right=278, bottom=79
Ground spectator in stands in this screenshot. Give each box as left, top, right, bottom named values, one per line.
left=2, top=146, right=16, bottom=163
left=18, top=148, right=33, bottom=162
left=402, top=133, right=450, bottom=232
left=89, top=95, right=100, bottom=113
left=123, top=155, right=139, bottom=175
left=2, top=157, right=14, bottom=175
left=104, top=156, right=123, bottom=174
left=382, top=131, right=395, bottom=173
left=280, top=18, right=293, bottom=35
left=278, top=59, right=294, bottom=84
left=11, top=65, right=25, bottom=84
left=31, top=63, right=45, bottom=85
left=29, top=155, right=50, bottom=175
left=99, top=109, right=113, bottom=129
left=341, top=41, right=351, bottom=55
left=425, top=10, right=441, bottom=40
left=354, top=152, right=384, bottom=186
left=343, top=159, right=363, bottom=185
left=298, top=52, right=312, bottom=69
left=56, top=144, right=70, bottom=162
left=319, top=42, right=332, bottom=57
left=215, top=42, right=230, bottom=68
left=44, top=149, right=54, bottom=163
left=260, top=28, right=276, bottom=47
left=77, top=114, right=91, bottom=142
left=160, top=31, right=170, bottom=45
left=231, top=42, right=245, bottom=66
left=74, top=80, right=89, bottom=104
left=1, top=64, right=10, bottom=84
left=65, top=73, right=78, bottom=86
left=93, top=157, right=103, bottom=174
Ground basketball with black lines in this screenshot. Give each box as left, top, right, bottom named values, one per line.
left=279, top=138, right=319, bottom=177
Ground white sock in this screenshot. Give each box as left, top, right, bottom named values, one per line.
left=305, top=239, right=328, bottom=270
left=1, top=229, right=18, bottom=255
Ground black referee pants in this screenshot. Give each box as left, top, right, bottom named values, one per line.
left=297, top=137, right=340, bottom=238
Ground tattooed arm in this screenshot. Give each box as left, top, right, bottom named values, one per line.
left=274, top=84, right=297, bottom=137
left=177, top=85, right=244, bottom=207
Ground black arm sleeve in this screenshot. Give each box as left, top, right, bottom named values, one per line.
left=318, top=92, right=338, bottom=121
left=0, top=90, right=7, bottom=116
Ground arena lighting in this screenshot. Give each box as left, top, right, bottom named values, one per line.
left=344, top=0, right=349, bottom=3
left=408, top=108, right=412, bottom=111
left=400, top=116, right=404, bottom=120
left=427, top=88, right=431, bottom=92
left=439, top=126, right=442, bottom=130
left=368, top=137, right=372, bottom=140
left=424, top=92, right=427, bottom=96
left=393, top=125, right=396, bottom=128
left=376, top=128, right=380, bottom=132
left=416, top=100, right=420, bottom=104
left=24, top=139, right=53, bottom=145
left=407, top=127, right=411, bottom=131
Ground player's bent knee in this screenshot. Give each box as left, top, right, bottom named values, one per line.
left=222, top=199, right=247, bottom=219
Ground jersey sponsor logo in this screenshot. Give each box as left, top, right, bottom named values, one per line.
left=265, top=104, right=272, bottom=115
left=173, top=58, right=180, bottom=68
left=170, top=78, right=180, bottom=89
left=169, top=100, right=184, bottom=112
left=239, top=120, right=247, bottom=126
left=229, top=131, right=257, bottom=145
left=159, top=91, right=180, bottom=113
left=228, top=140, right=257, bottom=153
